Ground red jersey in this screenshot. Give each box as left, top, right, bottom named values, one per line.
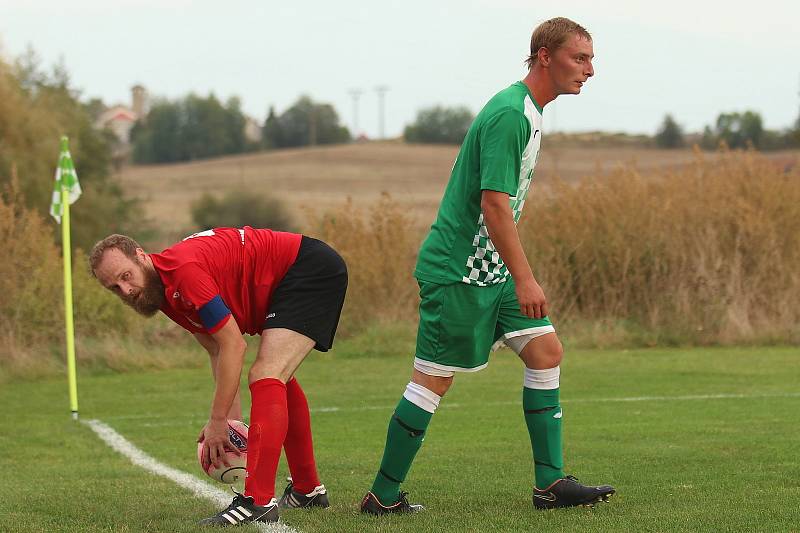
left=150, top=227, right=302, bottom=335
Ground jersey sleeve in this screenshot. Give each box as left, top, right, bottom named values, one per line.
left=173, top=263, right=232, bottom=334
left=478, top=108, right=531, bottom=195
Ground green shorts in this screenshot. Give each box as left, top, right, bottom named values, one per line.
left=414, top=279, right=555, bottom=375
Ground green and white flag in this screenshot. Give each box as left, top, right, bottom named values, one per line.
left=49, top=136, right=82, bottom=223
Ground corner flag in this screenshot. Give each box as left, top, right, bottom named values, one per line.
left=50, top=136, right=81, bottom=420
left=50, top=136, right=82, bottom=223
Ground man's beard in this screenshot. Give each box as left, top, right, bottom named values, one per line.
left=123, top=265, right=165, bottom=317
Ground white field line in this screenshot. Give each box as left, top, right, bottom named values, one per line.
left=104, top=391, right=800, bottom=427
left=83, top=419, right=299, bottom=533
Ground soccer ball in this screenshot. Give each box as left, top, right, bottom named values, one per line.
left=197, top=420, right=248, bottom=483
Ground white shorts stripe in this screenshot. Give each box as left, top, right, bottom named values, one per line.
left=492, top=325, right=556, bottom=353
left=414, top=357, right=488, bottom=377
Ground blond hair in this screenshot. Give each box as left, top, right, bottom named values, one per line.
left=525, top=17, right=591, bottom=69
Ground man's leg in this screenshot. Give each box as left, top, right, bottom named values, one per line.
left=517, top=333, right=565, bottom=489
left=363, top=281, right=498, bottom=515
left=283, top=377, right=322, bottom=494
left=244, top=328, right=315, bottom=506
left=514, top=331, right=615, bottom=508
left=367, top=370, right=452, bottom=508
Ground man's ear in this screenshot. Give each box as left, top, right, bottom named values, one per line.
left=537, top=46, right=551, bottom=67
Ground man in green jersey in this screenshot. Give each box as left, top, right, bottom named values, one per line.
left=361, top=17, right=615, bottom=514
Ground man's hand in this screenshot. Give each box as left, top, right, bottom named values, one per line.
left=197, top=418, right=240, bottom=470
left=516, top=277, right=548, bottom=319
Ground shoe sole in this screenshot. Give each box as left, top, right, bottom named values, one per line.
left=579, top=491, right=614, bottom=508
left=535, top=490, right=615, bottom=510
left=278, top=496, right=330, bottom=510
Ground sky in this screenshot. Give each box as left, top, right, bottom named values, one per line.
left=1, top=0, right=798, bottom=138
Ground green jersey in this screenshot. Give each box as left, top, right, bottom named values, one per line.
left=415, top=81, right=544, bottom=286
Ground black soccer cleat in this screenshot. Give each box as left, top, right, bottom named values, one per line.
left=278, top=478, right=330, bottom=509
left=533, top=475, right=615, bottom=509
left=198, top=490, right=279, bottom=526
left=360, top=491, right=424, bottom=515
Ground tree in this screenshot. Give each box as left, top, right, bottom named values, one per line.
left=700, top=125, right=718, bottom=150
left=0, top=48, right=143, bottom=251
left=262, top=96, right=350, bottom=148
left=404, top=105, right=474, bottom=144
left=703, top=111, right=764, bottom=149
left=262, top=106, right=281, bottom=149
left=654, top=114, right=684, bottom=148
left=131, top=93, right=250, bottom=163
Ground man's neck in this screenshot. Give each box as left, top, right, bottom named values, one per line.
left=522, top=68, right=556, bottom=108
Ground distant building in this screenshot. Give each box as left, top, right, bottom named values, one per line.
left=244, top=117, right=262, bottom=145
left=95, top=85, right=148, bottom=161
left=95, top=84, right=264, bottom=162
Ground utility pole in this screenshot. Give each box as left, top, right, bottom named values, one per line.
left=375, top=85, right=389, bottom=139
left=348, top=88, right=363, bottom=139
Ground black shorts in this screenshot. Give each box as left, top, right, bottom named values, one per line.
left=263, top=236, right=348, bottom=352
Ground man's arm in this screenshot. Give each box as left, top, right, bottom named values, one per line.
left=481, top=189, right=548, bottom=319
left=193, top=332, right=243, bottom=421
left=197, top=318, right=247, bottom=469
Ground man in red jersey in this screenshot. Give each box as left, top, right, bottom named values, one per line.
left=89, top=227, right=347, bottom=526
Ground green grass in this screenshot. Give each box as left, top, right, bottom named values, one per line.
left=3, top=346, right=800, bottom=532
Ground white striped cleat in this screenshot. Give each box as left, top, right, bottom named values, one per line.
left=278, top=478, right=330, bottom=509
left=198, top=489, right=278, bottom=526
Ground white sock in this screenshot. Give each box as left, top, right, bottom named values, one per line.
left=403, top=382, right=442, bottom=413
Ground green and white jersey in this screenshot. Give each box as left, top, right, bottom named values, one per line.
left=415, top=81, right=544, bottom=286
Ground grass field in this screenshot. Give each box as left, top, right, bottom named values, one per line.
left=4, top=345, right=799, bottom=532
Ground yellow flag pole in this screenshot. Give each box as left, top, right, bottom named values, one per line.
left=61, top=185, right=79, bottom=420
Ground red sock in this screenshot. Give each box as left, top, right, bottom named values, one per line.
left=244, top=378, right=288, bottom=505
left=284, top=377, right=321, bottom=494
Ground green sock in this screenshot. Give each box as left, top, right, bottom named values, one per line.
left=523, top=387, right=564, bottom=489
left=370, top=397, right=433, bottom=505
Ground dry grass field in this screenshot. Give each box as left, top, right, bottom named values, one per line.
left=117, top=141, right=799, bottom=238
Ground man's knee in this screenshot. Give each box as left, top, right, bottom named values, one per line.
left=548, top=338, right=564, bottom=366
left=520, top=333, right=563, bottom=369
left=411, top=369, right=453, bottom=397
left=249, top=358, right=290, bottom=384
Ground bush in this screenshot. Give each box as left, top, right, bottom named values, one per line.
left=0, top=180, right=63, bottom=348
left=308, top=193, right=421, bottom=333
left=519, top=149, right=800, bottom=345
left=0, top=178, right=175, bottom=379
left=190, top=191, right=295, bottom=232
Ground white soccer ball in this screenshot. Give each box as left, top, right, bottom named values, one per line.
left=197, top=420, right=248, bottom=483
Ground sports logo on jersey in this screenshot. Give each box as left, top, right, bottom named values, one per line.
left=183, top=229, right=216, bottom=241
